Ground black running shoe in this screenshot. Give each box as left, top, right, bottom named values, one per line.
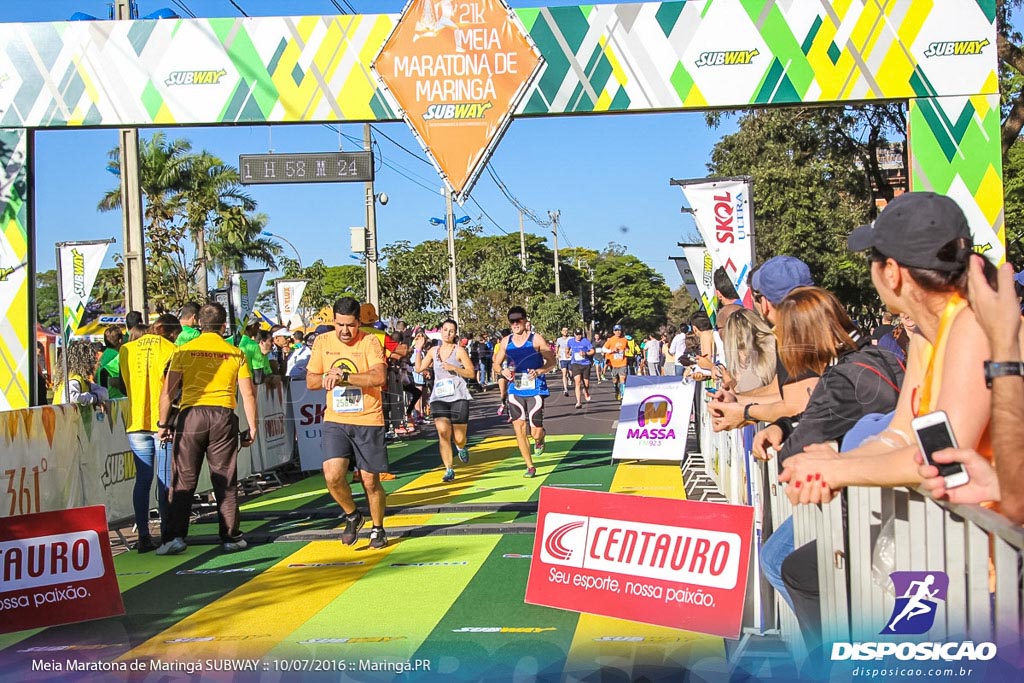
left=369, top=526, right=388, bottom=549
left=340, top=510, right=364, bottom=546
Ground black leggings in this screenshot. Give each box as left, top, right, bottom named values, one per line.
left=404, top=384, right=422, bottom=416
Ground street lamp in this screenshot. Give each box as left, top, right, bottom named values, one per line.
left=429, top=211, right=471, bottom=322
left=262, top=231, right=302, bottom=271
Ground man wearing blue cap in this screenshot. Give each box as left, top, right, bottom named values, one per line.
left=709, top=256, right=820, bottom=431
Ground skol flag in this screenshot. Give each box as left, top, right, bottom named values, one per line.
left=230, top=270, right=266, bottom=329
left=56, top=240, right=112, bottom=343
left=676, top=179, right=754, bottom=306
left=683, top=246, right=718, bottom=321
left=275, top=279, right=307, bottom=328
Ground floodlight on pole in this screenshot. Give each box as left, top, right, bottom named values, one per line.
left=262, top=231, right=302, bottom=270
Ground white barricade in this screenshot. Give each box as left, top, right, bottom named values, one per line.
left=0, top=380, right=299, bottom=526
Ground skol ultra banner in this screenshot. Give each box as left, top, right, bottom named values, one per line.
left=676, top=179, right=754, bottom=306
left=526, top=487, right=754, bottom=639
left=373, top=0, right=542, bottom=201
left=0, top=505, right=124, bottom=634
left=612, top=375, right=695, bottom=462
left=56, top=240, right=111, bottom=344
left=287, top=379, right=326, bottom=472
left=275, top=279, right=308, bottom=329
left=682, top=246, right=718, bottom=321
left=230, top=270, right=266, bottom=329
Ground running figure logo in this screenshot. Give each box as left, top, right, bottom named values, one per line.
left=881, top=571, right=949, bottom=635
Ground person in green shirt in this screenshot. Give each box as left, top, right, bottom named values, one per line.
left=175, top=301, right=202, bottom=346
left=230, top=322, right=273, bottom=384
left=97, top=326, right=126, bottom=398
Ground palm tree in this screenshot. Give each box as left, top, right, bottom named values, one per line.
left=101, top=135, right=280, bottom=307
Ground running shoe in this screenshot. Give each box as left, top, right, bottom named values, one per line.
left=496, top=403, right=505, bottom=416
left=523, top=467, right=536, bottom=478
left=574, top=402, right=581, bottom=409
left=155, top=537, right=187, bottom=556
left=563, top=390, right=569, bottom=397
left=534, top=443, right=545, bottom=458
left=442, top=468, right=456, bottom=482
left=222, top=538, right=248, bottom=552
left=369, top=527, right=388, bottom=549
left=136, top=536, right=157, bottom=554
left=585, top=393, right=592, bottom=403
left=340, top=510, right=365, bottom=546
left=457, top=447, right=470, bottom=463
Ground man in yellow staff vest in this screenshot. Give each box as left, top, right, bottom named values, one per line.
left=156, top=303, right=258, bottom=555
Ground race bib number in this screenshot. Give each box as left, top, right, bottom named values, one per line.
left=514, top=373, right=536, bottom=390
left=434, top=377, right=456, bottom=398
left=573, top=352, right=585, bottom=362
left=613, top=351, right=624, bottom=360
left=332, top=386, right=364, bottom=413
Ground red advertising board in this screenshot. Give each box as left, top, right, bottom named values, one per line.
left=0, top=505, right=124, bottom=634
left=525, top=487, right=754, bottom=639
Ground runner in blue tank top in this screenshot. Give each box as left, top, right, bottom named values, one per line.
left=491, top=306, right=555, bottom=478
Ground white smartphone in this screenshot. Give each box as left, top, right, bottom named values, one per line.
left=911, top=410, right=969, bottom=489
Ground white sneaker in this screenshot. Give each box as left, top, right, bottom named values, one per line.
left=222, top=539, right=248, bottom=552
left=156, top=537, right=187, bottom=555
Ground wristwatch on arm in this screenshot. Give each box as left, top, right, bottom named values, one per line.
left=984, top=361, right=1024, bottom=388
left=743, top=403, right=759, bottom=423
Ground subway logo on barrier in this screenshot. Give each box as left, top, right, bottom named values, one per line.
left=101, top=451, right=136, bottom=489
left=924, top=39, right=989, bottom=57
left=165, top=69, right=227, bottom=86
left=0, top=531, right=105, bottom=593
left=539, top=512, right=741, bottom=590
left=695, top=49, right=759, bottom=67
left=422, top=102, right=494, bottom=121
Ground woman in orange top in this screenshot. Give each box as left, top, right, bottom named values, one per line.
left=781, top=192, right=998, bottom=505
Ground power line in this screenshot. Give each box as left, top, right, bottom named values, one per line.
left=329, top=0, right=348, bottom=12
left=339, top=0, right=359, bottom=14
left=370, top=125, right=433, bottom=167
left=170, top=0, right=197, bottom=18
left=485, top=164, right=551, bottom=227
left=228, top=0, right=249, bottom=17
left=468, top=196, right=509, bottom=235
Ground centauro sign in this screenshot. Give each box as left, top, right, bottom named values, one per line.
left=0, top=506, right=123, bottom=634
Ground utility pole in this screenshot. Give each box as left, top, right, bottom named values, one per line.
left=445, top=189, right=460, bottom=322
left=115, top=0, right=148, bottom=319
left=588, top=266, right=595, bottom=336
left=519, top=209, right=526, bottom=270
left=364, top=124, right=380, bottom=312
left=549, top=210, right=560, bottom=295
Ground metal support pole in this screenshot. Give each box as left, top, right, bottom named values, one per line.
left=550, top=210, right=560, bottom=296
left=589, top=268, right=595, bottom=336
left=364, top=124, right=380, bottom=312
left=519, top=210, right=526, bottom=270
left=54, top=245, right=70, bottom=405
left=115, top=0, right=147, bottom=319
left=445, top=190, right=460, bottom=322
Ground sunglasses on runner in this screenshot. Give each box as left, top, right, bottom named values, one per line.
left=508, top=316, right=525, bottom=323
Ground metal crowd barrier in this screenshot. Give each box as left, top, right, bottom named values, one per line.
left=692, top=391, right=1024, bottom=665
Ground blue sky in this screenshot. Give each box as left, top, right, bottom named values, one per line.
left=3, top=0, right=731, bottom=290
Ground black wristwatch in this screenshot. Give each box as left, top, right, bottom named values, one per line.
left=340, top=370, right=350, bottom=384
left=743, top=403, right=759, bottom=423
left=984, top=360, right=1024, bottom=388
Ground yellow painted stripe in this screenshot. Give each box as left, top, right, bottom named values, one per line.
left=118, top=540, right=398, bottom=662
left=564, top=462, right=726, bottom=666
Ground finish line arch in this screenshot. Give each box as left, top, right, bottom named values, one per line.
left=0, top=0, right=1002, bottom=409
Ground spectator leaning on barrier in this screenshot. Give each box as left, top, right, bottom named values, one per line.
left=776, top=192, right=1000, bottom=657
left=156, top=303, right=257, bottom=556
left=119, top=313, right=181, bottom=553
left=708, top=256, right=817, bottom=430
left=52, top=340, right=108, bottom=407
left=750, top=288, right=904, bottom=617
left=721, top=308, right=776, bottom=394
left=916, top=254, right=1024, bottom=524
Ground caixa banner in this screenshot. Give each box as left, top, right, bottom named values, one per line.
left=525, top=487, right=753, bottom=639
left=0, top=506, right=124, bottom=634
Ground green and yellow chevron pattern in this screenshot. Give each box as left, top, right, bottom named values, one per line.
left=0, top=129, right=29, bottom=410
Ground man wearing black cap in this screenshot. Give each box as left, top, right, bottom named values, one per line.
left=566, top=328, right=595, bottom=409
